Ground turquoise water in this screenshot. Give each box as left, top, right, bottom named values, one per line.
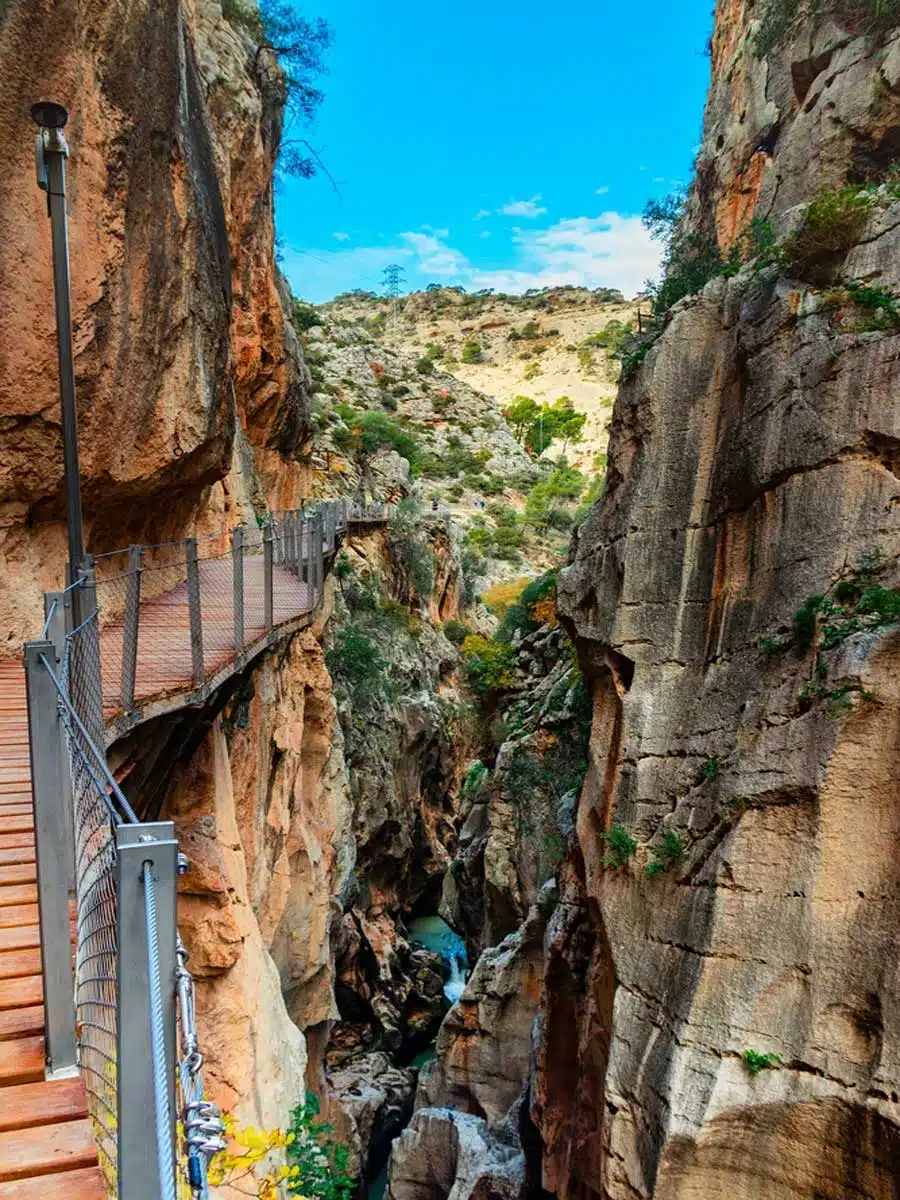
left=408, top=915, right=468, bottom=1002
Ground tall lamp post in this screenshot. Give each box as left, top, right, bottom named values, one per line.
left=31, top=101, right=86, bottom=586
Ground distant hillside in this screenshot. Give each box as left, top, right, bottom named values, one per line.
left=320, top=286, right=644, bottom=470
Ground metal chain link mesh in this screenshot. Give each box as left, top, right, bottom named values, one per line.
left=59, top=612, right=120, bottom=1188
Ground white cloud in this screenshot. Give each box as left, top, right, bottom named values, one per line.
left=474, top=209, right=493, bottom=220
left=652, top=176, right=665, bottom=184
left=595, top=186, right=610, bottom=195
left=478, top=231, right=491, bottom=239
left=332, top=231, right=350, bottom=241
left=468, top=213, right=662, bottom=298
left=499, top=195, right=547, bottom=218
left=281, top=211, right=661, bottom=303
left=399, top=231, right=468, bottom=277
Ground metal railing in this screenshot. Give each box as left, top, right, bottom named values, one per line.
left=22, top=497, right=388, bottom=1198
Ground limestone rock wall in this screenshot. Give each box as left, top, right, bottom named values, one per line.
left=550, top=6, right=900, bottom=1198
left=0, top=0, right=310, bottom=648
left=163, top=629, right=347, bottom=1138
left=698, top=0, right=900, bottom=246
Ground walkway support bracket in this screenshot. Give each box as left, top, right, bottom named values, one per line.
left=117, top=820, right=178, bottom=1198
left=24, top=640, right=77, bottom=1077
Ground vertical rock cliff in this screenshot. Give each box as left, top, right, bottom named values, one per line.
left=0, top=0, right=310, bottom=648
left=552, top=3, right=900, bottom=1197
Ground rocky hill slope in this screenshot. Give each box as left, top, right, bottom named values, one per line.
left=321, top=286, right=642, bottom=471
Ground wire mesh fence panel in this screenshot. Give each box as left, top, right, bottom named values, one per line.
left=88, top=503, right=384, bottom=719
left=60, top=613, right=120, bottom=1188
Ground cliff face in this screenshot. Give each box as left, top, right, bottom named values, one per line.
left=700, top=0, right=900, bottom=246
left=552, top=5, right=900, bottom=1198
left=0, top=0, right=310, bottom=647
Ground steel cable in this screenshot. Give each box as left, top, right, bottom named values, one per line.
left=144, top=861, right=178, bottom=1200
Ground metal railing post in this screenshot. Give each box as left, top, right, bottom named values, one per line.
left=24, top=641, right=77, bottom=1077
left=186, top=538, right=204, bottom=686
left=121, top=544, right=143, bottom=713
left=264, top=522, right=274, bottom=631
left=74, top=559, right=105, bottom=747
left=291, top=513, right=300, bottom=576
left=300, top=517, right=309, bottom=588
left=232, top=527, right=245, bottom=654
left=43, top=593, right=75, bottom=892
left=314, top=511, right=324, bottom=600
left=117, top=820, right=178, bottom=1198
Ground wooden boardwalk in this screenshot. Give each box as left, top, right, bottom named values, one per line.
left=98, top=555, right=315, bottom=715
left=0, top=513, right=383, bottom=1196
left=0, top=659, right=105, bottom=1197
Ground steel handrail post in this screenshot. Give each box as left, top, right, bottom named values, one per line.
left=185, top=539, right=205, bottom=686
left=232, top=527, right=245, bottom=655
left=24, top=641, right=77, bottom=1076
left=121, top=544, right=143, bottom=713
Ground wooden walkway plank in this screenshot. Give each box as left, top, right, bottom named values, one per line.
left=0, top=1004, right=43, bottom=1041
left=0, top=1117, right=99, bottom=1181
left=0, top=1034, right=44, bottom=1085
left=0, top=1077, right=88, bottom=1133
left=0, top=1167, right=107, bottom=1199
left=0, top=974, right=42, bottom=1010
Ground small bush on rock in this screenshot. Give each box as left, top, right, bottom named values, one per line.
left=601, top=825, right=637, bottom=869
left=742, top=1049, right=779, bottom=1076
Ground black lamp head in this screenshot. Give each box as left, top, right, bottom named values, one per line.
left=30, top=102, right=68, bottom=130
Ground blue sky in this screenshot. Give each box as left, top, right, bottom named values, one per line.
left=276, top=1, right=714, bottom=303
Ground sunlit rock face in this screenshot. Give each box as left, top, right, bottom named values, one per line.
left=0, top=0, right=310, bottom=647
left=548, top=6, right=900, bottom=1197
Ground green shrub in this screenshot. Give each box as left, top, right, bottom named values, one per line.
left=601, top=825, right=637, bottom=869
left=380, top=394, right=399, bottom=412
left=646, top=831, right=687, bottom=876
left=443, top=618, right=472, bottom=647
left=779, top=188, right=876, bottom=279
left=462, top=341, right=485, bottom=364
left=416, top=356, right=436, bottom=375
left=702, top=757, right=720, bottom=781
left=755, top=0, right=900, bottom=56
left=334, top=405, right=421, bottom=473
left=524, top=465, right=585, bottom=530
left=325, top=626, right=388, bottom=704
left=462, top=635, right=517, bottom=696
left=461, top=759, right=489, bottom=799
left=495, top=571, right=558, bottom=642
left=742, top=1049, right=779, bottom=1076
left=286, top=1091, right=354, bottom=1200
left=292, top=300, right=322, bottom=332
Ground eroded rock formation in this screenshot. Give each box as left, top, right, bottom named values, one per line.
left=548, top=5, right=900, bottom=1198
left=0, top=0, right=310, bottom=647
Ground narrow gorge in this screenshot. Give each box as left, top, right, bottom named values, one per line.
left=2, top=1, right=900, bottom=1199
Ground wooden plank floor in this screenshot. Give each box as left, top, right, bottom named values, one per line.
left=0, top=660, right=105, bottom=1197
left=99, top=556, right=315, bottom=711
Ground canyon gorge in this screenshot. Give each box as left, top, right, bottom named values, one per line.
left=2, top=0, right=900, bottom=1198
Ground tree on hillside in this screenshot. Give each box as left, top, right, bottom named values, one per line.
left=524, top=465, right=585, bottom=531
left=524, top=397, right=587, bottom=457
left=503, top=396, right=540, bottom=442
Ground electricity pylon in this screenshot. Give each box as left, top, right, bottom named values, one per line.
left=382, top=264, right=405, bottom=336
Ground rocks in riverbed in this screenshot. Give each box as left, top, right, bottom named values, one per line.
left=387, top=1108, right=525, bottom=1200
